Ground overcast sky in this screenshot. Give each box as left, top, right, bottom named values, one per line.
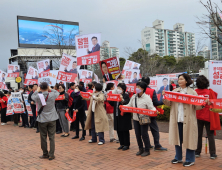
left=0, top=0, right=219, bottom=70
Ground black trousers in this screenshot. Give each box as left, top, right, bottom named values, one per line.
left=69, top=106, right=75, bottom=130
left=75, top=114, right=86, bottom=137
left=149, top=117, right=162, bottom=148
left=117, top=130, right=130, bottom=146
left=1, top=108, right=7, bottom=123
left=21, top=111, right=29, bottom=126
left=13, top=114, right=19, bottom=124
left=196, top=119, right=216, bottom=155
left=30, top=105, right=38, bottom=129
left=56, top=119, right=62, bottom=132
left=133, top=120, right=150, bottom=152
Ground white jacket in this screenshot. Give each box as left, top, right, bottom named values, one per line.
left=125, top=93, right=156, bottom=121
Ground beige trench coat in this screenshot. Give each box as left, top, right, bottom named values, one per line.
left=85, top=92, right=109, bottom=132
left=163, top=87, right=202, bottom=150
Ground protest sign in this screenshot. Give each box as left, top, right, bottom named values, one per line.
left=75, top=33, right=101, bottom=65
left=209, top=61, right=222, bottom=98
left=11, top=92, right=25, bottom=113
left=0, top=82, right=8, bottom=91
left=126, top=83, right=137, bottom=93
left=38, top=70, right=58, bottom=86
left=7, top=64, right=20, bottom=77
left=57, top=53, right=78, bottom=82
left=155, top=75, right=170, bottom=101
left=123, top=60, right=141, bottom=70
left=24, top=66, right=38, bottom=85
left=122, top=69, right=140, bottom=84
left=23, top=94, right=32, bottom=116
left=6, top=96, right=14, bottom=116
left=37, top=59, right=50, bottom=74
left=79, top=69, right=93, bottom=84
left=100, top=57, right=120, bottom=81
left=0, top=70, right=8, bottom=83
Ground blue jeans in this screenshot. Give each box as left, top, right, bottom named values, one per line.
left=91, top=112, right=105, bottom=143
left=175, top=123, right=195, bottom=162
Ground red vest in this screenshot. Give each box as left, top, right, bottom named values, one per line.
left=172, top=83, right=176, bottom=90
left=145, top=87, right=154, bottom=100
left=67, top=88, right=73, bottom=107
left=104, top=91, right=114, bottom=114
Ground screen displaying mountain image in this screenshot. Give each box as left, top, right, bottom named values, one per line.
left=18, top=19, right=79, bottom=46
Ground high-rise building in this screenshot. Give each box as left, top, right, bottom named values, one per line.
left=198, top=46, right=211, bottom=59
left=141, top=19, right=195, bottom=57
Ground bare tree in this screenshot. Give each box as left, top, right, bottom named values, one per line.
left=197, top=0, right=222, bottom=45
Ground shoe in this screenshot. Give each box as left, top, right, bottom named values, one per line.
left=56, top=131, right=62, bottom=134
left=122, top=146, right=129, bottom=151
left=63, top=134, right=70, bottom=137
left=49, top=156, right=55, bottom=160
left=154, top=147, right=167, bottom=151
left=79, top=137, right=85, bottom=141
left=36, top=129, right=39, bottom=133
left=98, top=142, right=104, bottom=145
left=150, top=145, right=154, bottom=149
left=118, top=146, right=124, bottom=150
left=73, top=129, right=76, bottom=132
left=110, top=138, right=116, bottom=142
left=171, top=159, right=183, bottom=164
left=39, top=154, right=49, bottom=159
left=141, top=151, right=150, bottom=157
left=183, top=162, right=194, bottom=167
left=195, top=152, right=200, bottom=158
left=19, top=125, right=24, bottom=127
left=1, top=123, right=6, bottom=125
left=136, top=148, right=144, bottom=156
left=13, top=124, right=18, bottom=126
left=116, top=140, right=120, bottom=143
left=24, top=125, right=29, bottom=128
left=72, top=135, right=79, bottom=139
left=210, top=154, right=217, bottom=159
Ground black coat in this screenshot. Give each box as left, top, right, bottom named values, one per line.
left=109, top=93, right=132, bottom=131
left=70, top=93, right=85, bottom=118
left=55, top=93, right=69, bottom=110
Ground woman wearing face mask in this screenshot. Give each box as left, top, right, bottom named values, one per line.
left=67, top=85, right=86, bottom=141
left=109, top=83, right=131, bottom=150
left=55, top=84, right=69, bottom=137
left=124, top=82, right=156, bottom=157
left=162, top=73, right=205, bottom=167
left=104, top=83, right=118, bottom=142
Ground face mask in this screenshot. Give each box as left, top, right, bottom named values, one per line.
left=74, top=89, right=79, bottom=93
left=19, top=90, right=23, bottom=93
left=136, top=88, right=142, bottom=94
left=117, top=89, right=122, bottom=94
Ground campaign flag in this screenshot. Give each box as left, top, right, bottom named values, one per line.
left=37, top=59, right=50, bottom=77
left=57, top=53, right=78, bottom=82
left=23, top=94, right=32, bottom=116
left=11, top=92, right=25, bottom=114
left=209, top=61, right=222, bottom=98
left=75, top=33, right=101, bottom=65
left=94, top=73, right=99, bottom=83
left=24, top=66, right=38, bottom=85
left=122, top=69, right=140, bottom=84
left=7, top=64, right=20, bottom=77
left=0, top=70, right=8, bottom=83
left=100, top=57, right=120, bottom=82
left=123, top=60, right=141, bottom=70
left=79, top=69, right=93, bottom=84
left=6, top=96, right=14, bottom=116
left=38, top=70, right=58, bottom=86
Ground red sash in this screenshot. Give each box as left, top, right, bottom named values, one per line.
left=107, top=93, right=121, bottom=102
left=65, top=111, right=76, bottom=123
left=55, top=94, right=64, bottom=101
left=80, top=92, right=91, bottom=99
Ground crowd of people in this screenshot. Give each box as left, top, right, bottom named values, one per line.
left=0, top=73, right=219, bottom=167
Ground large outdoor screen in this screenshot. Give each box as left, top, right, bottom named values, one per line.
left=17, top=16, right=79, bottom=48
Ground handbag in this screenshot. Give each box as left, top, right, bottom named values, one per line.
left=135, top=96, right=151, bottom=125
left=34, top=93, right=49, bottom=128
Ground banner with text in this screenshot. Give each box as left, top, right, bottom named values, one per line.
left=123, top=60, right=141, bottom=70
left=11, top=92, right=25, bottom=113
left=7, top=64, right=20, bottom=77
left=122, top=69, right=140, bottom=84
left=37, top=59, right=50, bottom=77
left=6, top=96, right=14, bottom=116
left=23, top=94, right=32, bottom=116
left=75, top=33, right=101, bottom=65
left=79, top=69, right=93, bottom=84
left=24, top=66, right=38, bottom=85
left=0, top=69, right=8, bottom=83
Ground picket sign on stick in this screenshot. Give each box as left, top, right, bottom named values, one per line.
left=163, top=91, right=207, bottom=106
left=107, top=93, right=121, bottom=102
left=80, top=92, right=91, bottom=99
left=119, top=105, right=158, bottom=117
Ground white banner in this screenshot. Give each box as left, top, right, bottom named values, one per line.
left=11, top=92, right=25, bottom=114
left=0, top=70, right=8, bottom=83
left=37, top=59, right=50, bottom=73
left=79, top=69, right=93, bottom=84
left=209, top=60, right=222, bottom=98
left=39, top=70, right=58, bottom=86
left=6, top=96, right=14, bottom=116
left=7, top=64, right=20, bottom=77
left=123, top=60, right=141, bottom=70
left=75, top=33, right=101, bottom=65
left=23, top=94, right=32, bottom=116
left=122, top=69, right=140, bottom=84
left=24, top=66, right=38, bottom=85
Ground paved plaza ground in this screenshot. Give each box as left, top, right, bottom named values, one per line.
left=0, top=121, right=222, bottom=170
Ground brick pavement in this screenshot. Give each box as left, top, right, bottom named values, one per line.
left=0, top=122, right=222, bottom=170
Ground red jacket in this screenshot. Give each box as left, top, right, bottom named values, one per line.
left=145, top=88, right=154, bottom=99
left=67, top=88, right=73, bottom=107
left=0, top=96, right=8, bottom=109
left=104, top=91, right=114, bottom=114
left=86, top=89, right=93, bottom=109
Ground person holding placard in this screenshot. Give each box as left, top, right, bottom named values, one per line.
left=162, top=73, right=205, bottom=167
